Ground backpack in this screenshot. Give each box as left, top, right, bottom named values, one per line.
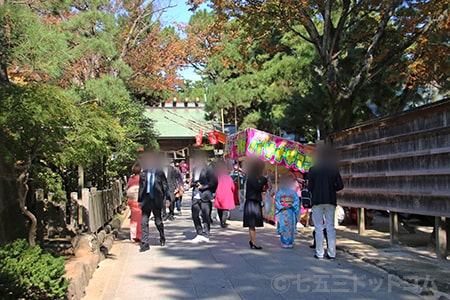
left=301, top=189, right=313, bottom=209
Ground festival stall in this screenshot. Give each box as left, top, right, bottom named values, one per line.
left=224, top=128, right=315, bottom=222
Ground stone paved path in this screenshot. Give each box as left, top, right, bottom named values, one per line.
left=82, top=193, right=425, bottom=300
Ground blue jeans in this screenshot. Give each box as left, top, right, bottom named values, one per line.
left=312, top=204, right=336, bottom=258
left=175, top=197, right=182, bottom=211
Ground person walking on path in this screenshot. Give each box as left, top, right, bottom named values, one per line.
left=243, top=160, right=268, bottom=250
left=174, top=182, right=184, bottom=216
left=308, top=146, right=344, bottom=259
left=179, top=160, right=189, bottom=187
left=190, top=154, right=218, bottom=243
left=126, top=162, right=142, bottom=242
left=214, top=161, right=235, bottom=228
left=275, top=174, right=300, bottom=248
left=163, top=159, right=184, bottom=221
left=138, top=152, right=169, bottom=252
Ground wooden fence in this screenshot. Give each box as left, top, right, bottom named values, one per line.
left=33, top=180, right=124, bottom=246
left=88, top=181, right=122, bottom=232
left=80, top=181, right=123, bottom=233
left=70, top=181, right=123, bottom=232
left=329, top=99, right=450, bottom=259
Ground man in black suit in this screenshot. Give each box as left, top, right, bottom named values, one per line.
left=138, top=152, right=169, bottom=252
left=190, top=154, right=218, bottom=243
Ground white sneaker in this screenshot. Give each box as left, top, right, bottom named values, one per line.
left=191, top=235, right=204, bottom=244
left=191, top=235, right=209, bottom=243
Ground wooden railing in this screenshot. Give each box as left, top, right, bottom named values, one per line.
left=72, top=181, right=123, bottom=232
left=80, top=181, right=123, bottom=233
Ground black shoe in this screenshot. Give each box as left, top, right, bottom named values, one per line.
left=314, top=254, right=324, bottom=259
left=160, top=240, right=166, bottom=246
left=168, top=215, right=175, bottom=221
left=220, top=223, right=228, bottom=228
left=249, top=241, right=262, bottom=250
left=326, top=254, right=335, bottom=260
left=309, top=244, right=315, bottom=249
left=140, top=245, right=150, bottom=252
left=163, top=215, right=169, bottom=221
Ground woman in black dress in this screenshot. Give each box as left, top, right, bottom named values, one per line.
left=243, top=160, right=268, bottom=249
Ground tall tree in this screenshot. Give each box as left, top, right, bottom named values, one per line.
left=0, top=2, right=69, bottom=83
left=0, top=84, right=76, bottom=246
left=189, top=0, right=449, bottom=130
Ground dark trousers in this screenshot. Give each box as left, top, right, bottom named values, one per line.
left=217, top=209, right=228, bottom=225
left=141, top=207, right=165, bottom=247
left=169, top=199, right=175, bottom=215
left=192, top=200, right=212, bottom=237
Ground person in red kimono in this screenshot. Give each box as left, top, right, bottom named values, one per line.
left=126, top=162, right=142, bottom=242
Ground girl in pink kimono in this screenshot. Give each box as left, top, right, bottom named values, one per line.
left=214, top=162, right=235, bottom=228
left=127, top=163, right=142, bottom=242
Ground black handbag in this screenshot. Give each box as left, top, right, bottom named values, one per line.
left=301, top=189, right=313, bottom=209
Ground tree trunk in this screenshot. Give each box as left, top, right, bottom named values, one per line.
left=0, top=0, right=8, bottom=82
left=17, top=170, right=37, bottom=246
left=330, top=91, right=355, bottom=131
left=0, top=63, right=8, bottom=82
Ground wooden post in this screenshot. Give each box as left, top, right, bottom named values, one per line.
left=78, top=164, right=84, bottom=194
left=221, top=108, right=225, bottom=132
left=357, top=207, right=365, bottom=235
left=435, top=216, right=448, bottom=260
left=234, top=95, right=238, bottom=131
left=389, top=211, right=399, bottom=244
left=274, top=164, right=278, bottom=192
left=69, top=192, right=78, bottom=228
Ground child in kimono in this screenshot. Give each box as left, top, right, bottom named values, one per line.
left=275, top=174, right=300, bottom=248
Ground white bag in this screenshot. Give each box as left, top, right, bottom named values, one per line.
left=126, top=186, right=139, bottom=201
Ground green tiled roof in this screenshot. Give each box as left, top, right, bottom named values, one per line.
left=144, top=106, right=213, bottom=139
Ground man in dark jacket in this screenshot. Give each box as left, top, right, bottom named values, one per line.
left=138, top=152, right=169, bottom=252
left=190, top=154, right=218, bottom=243
left=309, top=146, right=344, bottom=259
left=163, top=160, right=183, bottom=221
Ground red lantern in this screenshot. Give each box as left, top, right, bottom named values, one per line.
left=195, top=130, right=203, bottom=146
left=208, top=131, right=219, bottom=145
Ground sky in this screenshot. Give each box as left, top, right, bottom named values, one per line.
left=161, top=0, right=205, bottom=82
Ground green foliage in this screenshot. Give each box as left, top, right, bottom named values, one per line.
left=179, top=80, right=206, bottom=102
left=196, top=19, right=328, bottom=140
left=0, top=3, right=69, bottom=81
left=0, top=0, right=166, bottom=195
left=191, top=0, right=448, bottom=137
left=34, top=168, right=67, bottom=202
left=0, top=83, right=75, bottom=166
left=0, top=239, right=69, bottom=299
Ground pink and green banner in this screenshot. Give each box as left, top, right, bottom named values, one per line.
left=225, top=129, right=315, bottom=173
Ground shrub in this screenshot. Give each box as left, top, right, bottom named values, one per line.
left=0, top=239, right=69, bottom=299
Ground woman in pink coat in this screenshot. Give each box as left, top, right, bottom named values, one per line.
left=215, top=162, right=235, bottom=228
left=126, top=162, right=142, bottom=242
